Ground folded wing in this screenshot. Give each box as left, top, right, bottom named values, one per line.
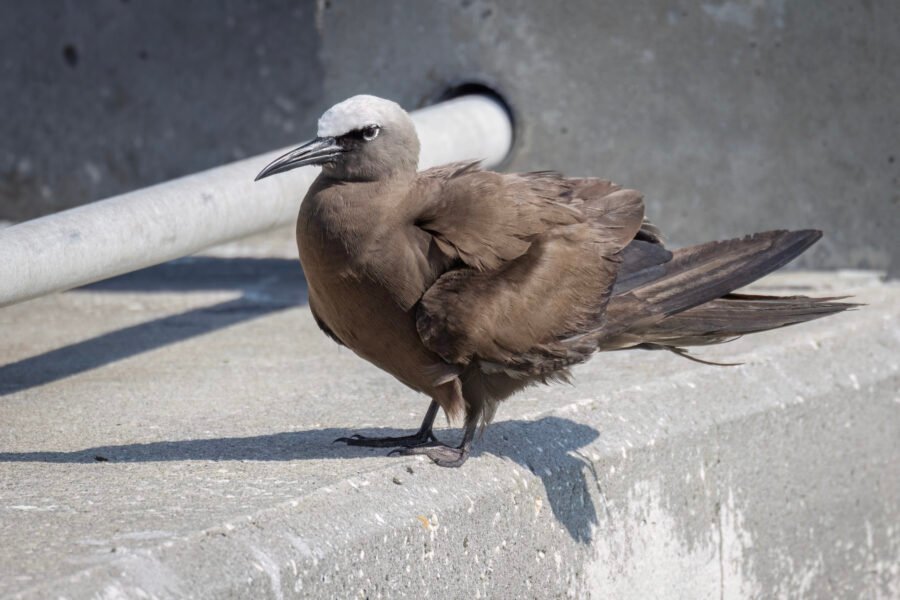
left=412, top=166, right=646, bottom=370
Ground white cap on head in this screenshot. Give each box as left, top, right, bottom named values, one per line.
left=317, top=95, right=406, bottom=138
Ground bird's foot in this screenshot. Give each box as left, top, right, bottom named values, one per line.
left=333, top=430, right=438, bottom=448
left=388, top=444, right=470, bottom=468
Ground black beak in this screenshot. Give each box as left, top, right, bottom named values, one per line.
left=254, top=137, right=344, bottom=181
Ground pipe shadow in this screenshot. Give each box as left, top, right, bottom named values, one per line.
left=0, top=416, right=601, bottom=543
left=0, top=257, right=307, bottom=396
left=81, top=257, right=304, bottom=294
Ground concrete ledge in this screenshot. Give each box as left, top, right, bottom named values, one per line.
left=1, top=253, right=897, bottom=598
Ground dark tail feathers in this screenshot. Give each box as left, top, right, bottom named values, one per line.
left=634, top=292, right=857, bottom=348
left=597, top=230, right=857, bottom=358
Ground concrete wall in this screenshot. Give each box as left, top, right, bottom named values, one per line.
left=2, top=1, right=898, bottom=274
left=0, top=1, right=323, bottom=219
left=318, top=0, right=900, bottom=274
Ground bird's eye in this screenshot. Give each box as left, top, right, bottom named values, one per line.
left=361, top=125, right=380, bottom=141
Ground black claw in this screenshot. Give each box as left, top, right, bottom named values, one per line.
left=334, top=437, right=359, bottom=445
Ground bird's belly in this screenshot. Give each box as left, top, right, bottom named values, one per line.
left=304, top=265, right=447, bottom=393
left=296, top=201, right=457, bottom=393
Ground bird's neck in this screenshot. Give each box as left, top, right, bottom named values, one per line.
left=304, top=174, right=413, bottom=225
left=322, top=162, right=417, bottom=183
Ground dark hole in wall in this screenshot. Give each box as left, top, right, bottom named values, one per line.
left=62, top=44, right=79, bottom=67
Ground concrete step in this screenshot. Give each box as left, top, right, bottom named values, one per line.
left=1, top=235, right=897, bottom=598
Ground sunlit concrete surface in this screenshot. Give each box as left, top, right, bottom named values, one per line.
left=1, top=228, right=897, bottom=598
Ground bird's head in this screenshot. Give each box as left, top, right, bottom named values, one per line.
left=255, top=95, right=420, bottom=183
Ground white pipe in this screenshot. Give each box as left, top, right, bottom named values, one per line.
left=0, top=95, right=513, bottom=308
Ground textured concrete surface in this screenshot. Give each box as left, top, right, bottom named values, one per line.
left=0, top=229, right=897, bottom=598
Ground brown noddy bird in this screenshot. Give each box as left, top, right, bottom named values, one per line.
left=255, top=95, right=854, bottom=467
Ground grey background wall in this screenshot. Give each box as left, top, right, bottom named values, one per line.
left=0, top=1, right=323, bottom=219
left=2, top=1, right=898, bottom=274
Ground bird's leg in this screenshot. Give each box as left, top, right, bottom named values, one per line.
left=388, top=418, right=477, bottom=468
left=333, top=400, right=440, bottom=448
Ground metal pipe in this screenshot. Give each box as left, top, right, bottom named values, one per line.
left=0, top=95, right=513, bottom=308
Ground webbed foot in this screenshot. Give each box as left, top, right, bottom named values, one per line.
left=333, top=430, right=438, bottom=448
